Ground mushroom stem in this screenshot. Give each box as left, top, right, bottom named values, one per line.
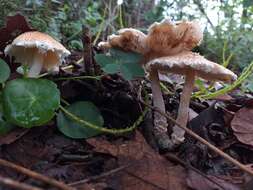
left=149, top=69, right=172, bottom=149
left=171, top=72, right=195, bottom=145
left=28, top=52, right=44, bottom=78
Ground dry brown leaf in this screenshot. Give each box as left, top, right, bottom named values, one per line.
left=187, top=170, right=241, bottom=190
left=231, top=107, right=253, bottom=146
left=87, top=131, right=188, bottom=190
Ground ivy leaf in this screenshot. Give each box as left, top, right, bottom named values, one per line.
left=57, top=101, right=104, bottom=139
left=0, top=59, right=10, bottom=83
left=94, top=48, right=144, bottom=80
left=3, top=79, right=60, bottom=128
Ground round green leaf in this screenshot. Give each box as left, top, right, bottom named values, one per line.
left=0, top=113, right=15, bottom=135
left=57, top=101, right=104, bottom=139
left=0, top=99, right=14, bottom=135
left=3, top=79, right=60, bottom=128
left=0, top=59, right=10, bottom=83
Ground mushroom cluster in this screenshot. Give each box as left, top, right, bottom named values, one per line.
left=99, top=19, right=237, bottom=149
left=5, top=31, right=70, bottom=77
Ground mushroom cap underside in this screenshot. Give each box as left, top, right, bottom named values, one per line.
left=145, top=51, right=237, bottom=82
left=4, top=31, right=70, bottom=69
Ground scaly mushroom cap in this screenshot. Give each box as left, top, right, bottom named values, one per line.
left=146, top=19, right=203, bottom=56
left=4, top=31, right=70, bottom=70
left=145, top=51, right=237, bottom=82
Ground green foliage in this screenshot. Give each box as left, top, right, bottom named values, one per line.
left=0, top=59, right=10, bottom=83
left=0, top=94, right=14, bottom=135
left=57, top=101, right=104, bottom=139
left=3, top=79, right=60, bottom=128
left=95, top=48, right=145, bottom=80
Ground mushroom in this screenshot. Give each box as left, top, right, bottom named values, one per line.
left=97, top=19, right=205, bottom=149
left=98, top=28, right=148, bottom=54
left=145, top=51, right=237, bottom=146
left=5, top=31, right=70, bottom=77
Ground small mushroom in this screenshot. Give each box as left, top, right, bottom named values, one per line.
left=98, top=28, right=148, bottom=54
left=146, top=51, right=237, bottom=146
left=5, top=31, right=70, bottom=77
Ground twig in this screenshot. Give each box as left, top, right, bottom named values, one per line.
left=69, top=165, right=129, bottom=186
left=140, top=101, right=253, bottom=176
left=0, top=158, right=75, bottom=190
left=0, top=175, right=42, bottom=190
left=165, top=153, right=226, bottom=190
left=82, top=26, right=94, bottom=75
left=125, top=171, right=167, bottom=190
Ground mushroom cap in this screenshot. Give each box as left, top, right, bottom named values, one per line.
left=4, top=31, right=70, bottom=69
left=145, top=51, right=237, bottom=82
left=146, top=19, right=203, bottom=56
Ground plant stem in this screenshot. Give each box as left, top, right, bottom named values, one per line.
left=93, top=8, right=107, bottom=45
left=59, top=99, right=148, bottom=134
left=119, top=5, right=124, bottom=28
left=197, top=60, right=253, bottom=99
left=54, top=75, right=103, bottom=81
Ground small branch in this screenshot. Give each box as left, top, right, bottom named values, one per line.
left=69, top=165, right=129, bottom=186
left=140, top=101, right=253, bottom=176
left=82, top=26, right=94, bottom=75
left=193, top=0, right=215, bottom=30
left=0, top=175, right=43, bottom=190
left=165, top=153, right=226, bottom=190
left=125, top=171, right=167, bottom=190
left=0, top=158, right=74, bottom=190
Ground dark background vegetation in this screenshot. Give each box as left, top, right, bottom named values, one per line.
left=1, top=0, right=253, bottom=89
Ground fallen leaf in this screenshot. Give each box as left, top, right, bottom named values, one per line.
left=187, top=170, right=241, bottom=190
left=87, top=132, right=188, bottom=190
left=231, top=107, right=253, bottom=146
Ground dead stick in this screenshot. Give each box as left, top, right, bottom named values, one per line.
left=69, top=165, right=129, bottom=186
left=0, top=158, right=75, bottom=190
left=0, top=175, right=42, bottom=190
left=165, top=153, right=226, bottom=190
left=140, top=101, right=253, bottom=176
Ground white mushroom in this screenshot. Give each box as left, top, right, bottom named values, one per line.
left=4, top=31, right=70, bottom=77
left=146, top=51, right=237, bottom=146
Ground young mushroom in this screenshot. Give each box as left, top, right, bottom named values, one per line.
left=145, top=51, right=237, bottom=147
left=5, top=31, right=70, bottom=77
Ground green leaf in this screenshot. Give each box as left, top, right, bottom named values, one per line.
left=94, top=54, right=115, bottom=67
left=57, top=101, right=104, bottom=139
left=94, top=48, right=144, bottom=80
left=3, top=79, right=60, bottom=128
left=103, top=63, right=121, bottom=74
left=0, top=95, right=14, bottom=135
left=0, top=112, right=15, bottom=135
left=0, top=59, right=10, bottom=83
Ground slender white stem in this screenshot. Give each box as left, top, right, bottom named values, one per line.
left=149, top=69, right=171, bottom=148
left=28, top=53, right=44, bottom=78
left=171, top=72, right=195, bottom=145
